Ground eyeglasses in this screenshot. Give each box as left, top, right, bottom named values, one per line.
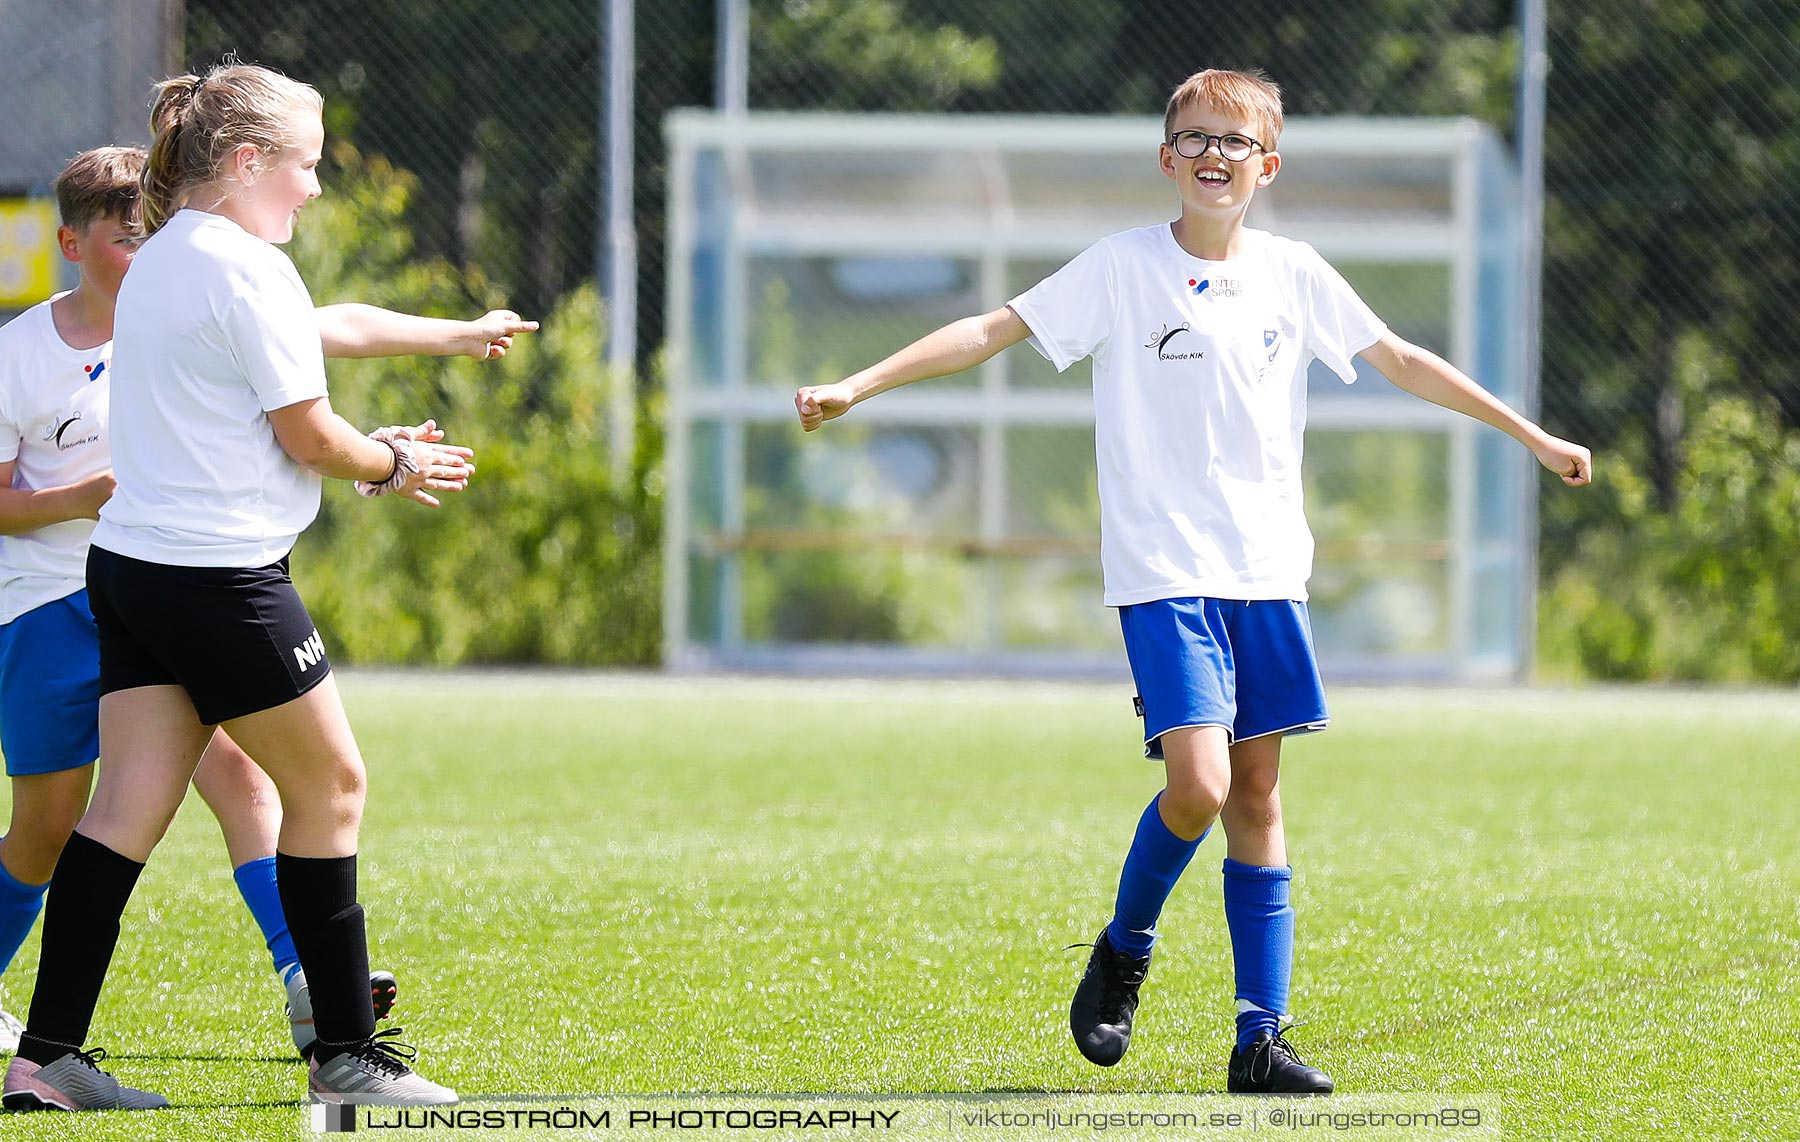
left=1167, top=130, right=1265, bottom=162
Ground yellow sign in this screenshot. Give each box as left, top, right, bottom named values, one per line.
left=0, top=199, right=57, bottom=307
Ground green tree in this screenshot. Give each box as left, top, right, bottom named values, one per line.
left=1539, top=0, right=1800, bottom=517
left=185, top=0, right=713, bottom=328
left=179, top=0, right=1800, bottom=678
left=287, top=147, right=661, bottom=666
left=1540, top=394, right=1800, bottom=681
left=752, top=0, right=1000, bottom=109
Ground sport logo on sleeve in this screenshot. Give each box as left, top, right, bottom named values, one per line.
left=1144, top=322, right=1205, bottom=362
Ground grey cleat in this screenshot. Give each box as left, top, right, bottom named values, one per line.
left=309, top=1028, right=457, bottom=1106
left=2, top=1049, right=170, bottom=1111
left=287, top=969, right=400, bottom=1057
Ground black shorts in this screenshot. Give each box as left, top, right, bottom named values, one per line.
left=87, top=545, right=332, bottom=725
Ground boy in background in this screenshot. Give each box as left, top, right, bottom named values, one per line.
left=795, top=69, right=1590, bottom=1092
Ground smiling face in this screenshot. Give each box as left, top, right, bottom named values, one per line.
left=226, top=110, right=324, bottom=244
left=1159, top=98, right=1280, bottom=222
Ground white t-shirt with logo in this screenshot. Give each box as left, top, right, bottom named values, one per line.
left=1008, top=224, right=1387, bottom=605
left=93, top=209, right=329, bottom=568
left=0, top=294, right=112, bottom=623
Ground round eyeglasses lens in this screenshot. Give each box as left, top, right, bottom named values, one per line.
left=1218, top=136, right=1254, bottom=161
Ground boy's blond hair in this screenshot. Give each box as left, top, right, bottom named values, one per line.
left=53, top=146, right=147, bottom=233
left=1163, top=69, right=1284, bottom=148
left=141, top=61, right=324, bottom=235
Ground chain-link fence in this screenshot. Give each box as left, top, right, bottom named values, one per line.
left=685, top=1, right=1535, bottom=679
left=6, top=1, right=1796, bottom=677
left=173, top=0, right=1526, bottom=406
left=736, top=0, right=1800, bottom=682
left=1533, top=3, right=1800, bottom=679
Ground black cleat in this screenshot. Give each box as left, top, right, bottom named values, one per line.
left=1067, top=930, right=1151, bottom=1066
left=288, top=969, right=402, bottom=1059
left=1227, top=1028, right=1334, bottom=1094
left=370, top=971, right=398, bottom=1022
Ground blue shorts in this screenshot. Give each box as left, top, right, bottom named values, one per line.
left=1119, top=596, right=1329, bottom=759
left=0, top=589, right=102, bottom=776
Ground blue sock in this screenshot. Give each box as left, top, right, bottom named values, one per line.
left=1104, top=794, right=1208, bottom=958
left=0, top=853, right=48, bottom=977
left=232, top=856, right=301, bottom=982
left=1223, top=858, right=1293, bottom=1048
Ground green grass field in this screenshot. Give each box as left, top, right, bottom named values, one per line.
left=1, top=674, right=1796, bottom=1141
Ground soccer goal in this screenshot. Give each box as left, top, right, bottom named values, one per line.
left=662, top=111, right=1531, bottom=681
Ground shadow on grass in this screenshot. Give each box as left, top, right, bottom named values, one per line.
left=167, top=1098, right=311, bottom=1110
left=112, top=1053, right=302, bottom=1065
left=449, top=1089, right=1231, bottom=1102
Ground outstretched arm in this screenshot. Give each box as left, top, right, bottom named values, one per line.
left=795, top=306, right=1031, bottom=431
left=1359, top=331, right=1592, bottom=486
left=316, top=305, right=539, bottom=361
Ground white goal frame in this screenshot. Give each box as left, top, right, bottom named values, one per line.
left=662, top=111, right=1531, bottom=681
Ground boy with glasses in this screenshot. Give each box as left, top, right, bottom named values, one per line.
left=795, top=68, right=1590, bottom=1092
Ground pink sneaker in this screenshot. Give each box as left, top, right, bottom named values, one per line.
left=2, top=1048, right=169, bottom=1111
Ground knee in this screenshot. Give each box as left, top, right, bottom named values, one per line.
left=4, top=784, right=86, bottom=858
left=1, top=809, right=80, bottom=884
left=1221, top=778, right=1282, bottom=833
left=37, top=791, right=87, bottom=844
left=1160, top=777, right=1228, bottom=839
left=316, top=757, right=366, bottom=829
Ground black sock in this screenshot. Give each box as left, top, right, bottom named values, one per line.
left=276, top=852, right=374, bottom=1059
left=18, top=833, right=146, bottom=1066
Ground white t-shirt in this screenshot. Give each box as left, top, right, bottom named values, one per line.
left=0, top=294, right=111, bottom=623
left=93, top=209, right=329, bottom=568
left=1008, top=224, right=1387, bottom=605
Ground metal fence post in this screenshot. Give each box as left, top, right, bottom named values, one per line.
left=601, top=0, right=637, bottom=482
